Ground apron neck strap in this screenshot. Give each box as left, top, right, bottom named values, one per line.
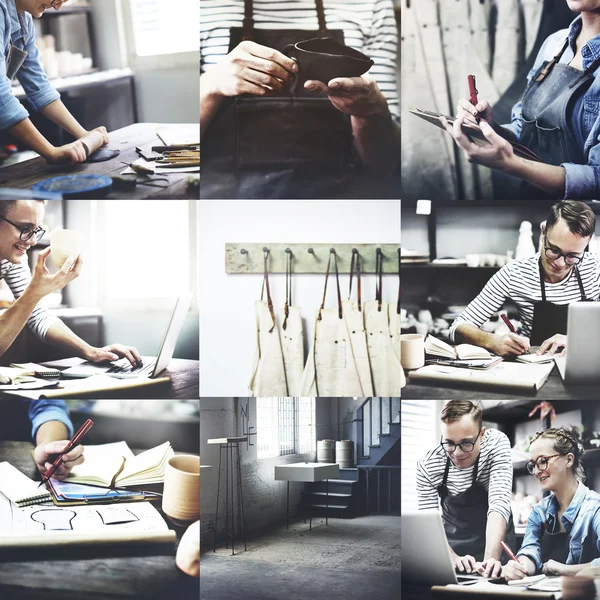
left=261, top=248, right=277, bottom=333
left=242, top=0, right=328, bottom=41
left=539, top=258, right=547, bottom=303
left=575, top=265, right=586, bottom=300
left=375, top=248, right=383, bottom=311
left=283, top=249, right=292, bottom=330
left=539, top=257, right=587, bottom=301
left=319, top=249, right=343, bottom=321
left=441, top=453, right=480, bottom=488
left=535, top=39, right=569, bottom=83
left=349, top=249, right=362, bottom=311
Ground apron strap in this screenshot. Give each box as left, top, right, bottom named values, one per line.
left=569, top=55, right=600, bottom=89
left=283, top=248, right=292, bottom=330
left=471, top=454, right=480, bottom=486
left=261, top=248, right=277, bottom=333
left=242, top=0, right=328, bottom=41
left=535, top=39, right=569, bottom=83
left=441, top=455, right=451, bottom=488
left=397, top=247, right=401, bottom=315
left=318, top=249, right=343, bottom=321
left=375, top=248, right=383, bottom=312
left=575, top=266, right=587, bottom=301
left=349, top=248, right=362, bottom=311
left=539, top=258, right=547, bottom=303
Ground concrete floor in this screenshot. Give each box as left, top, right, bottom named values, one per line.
left=200, top=515, right=401, bottom=600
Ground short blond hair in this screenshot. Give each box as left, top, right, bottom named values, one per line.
left=440, top=400, right=483, bottom=430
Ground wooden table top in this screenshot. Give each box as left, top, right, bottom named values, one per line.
left=0, top=123, right=199, bottom=200
left=0, top=441, right=199, bottom=600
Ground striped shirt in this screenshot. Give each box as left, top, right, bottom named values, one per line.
left=1, top=259, right=59, bottom=341
left=417, top=428, right=513, bottom=523
left=200, top=0, right=399, bottom=118
left=449, top=253, right=600, bottom=342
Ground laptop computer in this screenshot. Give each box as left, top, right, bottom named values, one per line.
left=554, top=302, right=600, bottom=385
left=402, top=511, right=483, bottom=586
left=59, top=293, right=193, bottom=379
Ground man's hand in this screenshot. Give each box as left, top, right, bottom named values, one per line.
left=28, top=247, right=82, bottom=300
left=453, top=553, right=478, bottom=574
left=543, top=559, right=567, bottom=576
left=537, top=334, right=567, bottom=357
left=84, top=344, right=143, bottom=368
left=491, top=333, right=530, bottom=357
left=33, top=440, right=84, bottom=481
left=304, top=76, right=388, bottom=118
left=477, top=557, right=503, bottom=578
left=203, top=40, right=298, bottom=98
left=502, top=559, right=529, bottom=581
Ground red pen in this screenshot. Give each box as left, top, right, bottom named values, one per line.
left=38, top=418, right=94, bottom=487
left=500, top=313, right=517, bottom=334
left=500, top=541, right=520, bottom=563
left=468, top=74, right=480, bottom=122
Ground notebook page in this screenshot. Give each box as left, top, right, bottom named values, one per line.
left=118, top=442, right=174, bottom=485
left=67, top=441, right=135, bottom=485
left=0, top=462, right=49, bottom=504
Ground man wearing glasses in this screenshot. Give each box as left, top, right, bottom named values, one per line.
left=0, top=200, right=141, bottom=366
left=449, top=200, right=599, bottom=357
left=0, top=0, right=109, bottom=164
left=417, top=400, right=514, bottom=579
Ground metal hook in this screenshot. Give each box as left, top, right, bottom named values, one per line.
left=330, top=248, right=336, bottom=254
left=308, top=248, right=315, bottom=255
left=263, top=247, right=269, bottom=254
left=376, top=247, right=382, bottom=255
left=240, top=249, right=248, bottom=255
left=285, top=248, right=292, bottom=255
left=352, top=248, right=358, bottom=255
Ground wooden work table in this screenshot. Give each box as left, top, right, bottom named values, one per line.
left=402, top=366, right=600, bottom=400
left=0, top=441, right=199, bottom=600
left=0, top=123, right=199, bottom=199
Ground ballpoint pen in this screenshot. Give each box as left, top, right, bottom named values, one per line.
left=38, top=418, right=94, bottom=487
left=500, top=313, right=517, bottom=334
left=468, top=74, right=480, bottom=122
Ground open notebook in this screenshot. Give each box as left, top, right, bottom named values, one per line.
left=0, top=462, right=53, bottom=507
left=66, top=441, right=174, bottom=488
left=425, top=335, right=491, bottom=360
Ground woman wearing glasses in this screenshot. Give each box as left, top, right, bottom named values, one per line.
left=417, top=400, right=514, bottom=580
left=0, top=0, right=108, bottom=164
left=503, top=428, right=600, bottom=581
left=0, top=200, right=142, bottom=366
left=449, top=200, right=600, bottom=358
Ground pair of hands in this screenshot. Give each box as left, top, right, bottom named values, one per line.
left=503, top=558, right=566, bottom=580
left=453, top=554, right=503, bottom=579
left=441, top=97, right=516, bottom=170
left=28, top=247, right=142, bottom=368
left=33, top=439, right=85, bottom=481
left=47, top=126, right=109, bottom=165
left=204, top=40, right=386, bottom=119
left=492, top=332, right=567, bottom=358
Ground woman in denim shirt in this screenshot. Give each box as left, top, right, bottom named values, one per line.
left=503, top=428, right=600, bottom=581
left=0, top=0, right=108, bottom=164
left=444, top=1, right=600, bottom=200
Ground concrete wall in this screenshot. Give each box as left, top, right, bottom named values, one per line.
left=199, top=200, right=401, bottom=396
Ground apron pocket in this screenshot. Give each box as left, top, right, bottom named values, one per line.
left=235, top=97, right=353, bottom=170
left=521, top=118, right=567, bottom=166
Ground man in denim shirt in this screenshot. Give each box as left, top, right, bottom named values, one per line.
left=0, top=399, right=84, bottom=480
left=503, top=428, right=600, bottom=581
left=0, top=0, right=108, bottom=164
left=444, top=3, right=600, bottom=200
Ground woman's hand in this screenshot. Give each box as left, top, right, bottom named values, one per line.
left=543, top=559, right=568, bottom=576
left=456, top=97, right=495, bottom=127
left=203, top=40, right=298, bottom=98
left=46, top=140, right=88, bottom=165
left=502, top=559, right=529, bottom=581
left=28, top=247, right=82, bottom=300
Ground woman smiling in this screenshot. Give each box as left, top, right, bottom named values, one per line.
left=503, top=428, right=600, bottom=580
left=0, top=0, right=108, bottom=164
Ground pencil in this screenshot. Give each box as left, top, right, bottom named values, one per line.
left=500, top=313, right=517, bottom=334
left=500, top=541, right=519, bottom=563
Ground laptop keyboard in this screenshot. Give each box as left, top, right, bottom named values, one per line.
left=105, top=358, right=155, bottom=377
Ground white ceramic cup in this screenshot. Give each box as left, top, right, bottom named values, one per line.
left=162, top=455, right=200, bottom=523
left=400, top=333, right=425, bottom=370
left=50, top=228, right=81, bottom=269
left=465, top=254, right=480, bottom=268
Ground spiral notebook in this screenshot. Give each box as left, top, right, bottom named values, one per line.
left=0, top=462, right=52, bottom=507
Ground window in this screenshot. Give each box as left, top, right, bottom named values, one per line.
left=257, top=398, right=316, bottom=459
left=401, top=401, right=438, bottom=512
left=128, top=0, right=199, bottom=57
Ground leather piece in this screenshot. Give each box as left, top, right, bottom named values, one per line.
left=86, top=148, right=120, bottom=163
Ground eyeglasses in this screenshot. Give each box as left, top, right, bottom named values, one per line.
left=526, top=453, right=564, bottom=475
left=440, top=429, right=482, bottom=454
left=50, top=0, right=68, bottom=7
left=544, top=236, right=584, bottom=266
left=0, top=215, right=46, bottom=243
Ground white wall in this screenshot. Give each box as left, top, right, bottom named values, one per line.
left=198, top=200, right=401, bottom=396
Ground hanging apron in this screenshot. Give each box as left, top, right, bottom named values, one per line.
left=248, top=251, right=288, bottom=396
left=280, top=251, right=304, bottom=396
left=201, top=0, right=369, bottom=200
left=540, top=516, right=571, bottom=565
left=513, top=38, right=600, bottom=199
left=300, top=251, right=364, bottom=396
left=530, top=258, right=587, bottom=346
left=437, top=455, right=516, bottom=562
left=364, top=250, right=402, bottom=396
left=6, top=37, right=27, bottom=81
left=342, top=250, right=374, bottom=396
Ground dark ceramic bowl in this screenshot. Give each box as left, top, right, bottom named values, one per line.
left=283, top=37, right=374, bottom=83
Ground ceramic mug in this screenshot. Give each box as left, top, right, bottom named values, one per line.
left=400, top=333, right=425, bottom=370
left=283, top=37, right=374, bottom=83
left=49, top=228, right=82, bottom=269
left=162, top=455, right=200, bottom=523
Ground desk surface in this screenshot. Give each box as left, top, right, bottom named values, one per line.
left=0, top=441, right=199, bottom=600
left=403, top=367, right=600, bottom=400
left=0, top=123, right=198, bottom=200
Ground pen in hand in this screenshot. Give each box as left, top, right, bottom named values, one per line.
left=500, top=313, right=517, bottom=334
left=38, top=418, right=94, bottom=487
left=468, top=74, right=480, bottom=123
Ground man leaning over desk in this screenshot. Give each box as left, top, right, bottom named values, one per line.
left=450, top=200, right=600, bottom=358
left=417, top=400, right=515, bottom=579
left=0, top=399, right=84, bottom=479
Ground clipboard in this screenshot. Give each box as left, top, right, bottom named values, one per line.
left=47, top=480, right=161, bottom=507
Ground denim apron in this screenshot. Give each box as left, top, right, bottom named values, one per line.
left=530, top=258, right=587, bottom=346
left=437, top=454, right=516, bottom=562
left=201, top=0, right=373, bottom=199
left=6, top=36, right=27, bottom=80
left=540, top=516, right=570, bottom=565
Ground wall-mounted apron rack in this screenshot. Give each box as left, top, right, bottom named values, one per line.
left=225, top=244, right=401, bottom=274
